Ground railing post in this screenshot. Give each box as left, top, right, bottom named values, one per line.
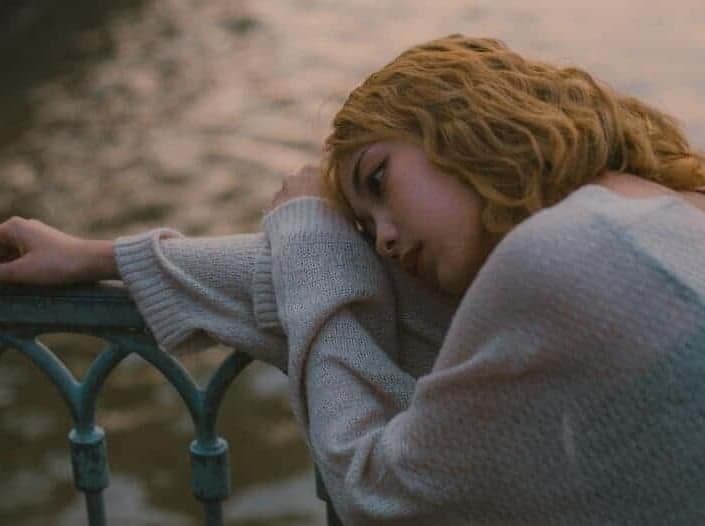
left=0, top=283, right=342, bottom=526
left=190, top=437, right=231, bottom=524
left=69, top=426, right=110, bottom=526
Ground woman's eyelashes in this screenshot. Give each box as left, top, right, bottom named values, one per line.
left=351, top=158, right=387, bottom=241
left=366, top=157, right=388, bottom=198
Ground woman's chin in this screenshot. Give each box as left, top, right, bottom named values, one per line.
left=437, top=270, right=471, bottom=298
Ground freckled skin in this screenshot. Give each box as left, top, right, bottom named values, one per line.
left=340, top=140, right=497, bottom=296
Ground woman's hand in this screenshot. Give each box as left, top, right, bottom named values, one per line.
left=0, top=217, right=118, bottom=285
left=268, top=164, right=325, bottom=212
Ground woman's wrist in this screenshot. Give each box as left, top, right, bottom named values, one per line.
left=78, top=239, right=119, bottom=282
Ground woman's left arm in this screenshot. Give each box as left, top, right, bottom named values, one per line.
left=264, top=196, right=430, bottom=523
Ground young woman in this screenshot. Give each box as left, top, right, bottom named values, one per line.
left=2, top=35, right=705, bottom=524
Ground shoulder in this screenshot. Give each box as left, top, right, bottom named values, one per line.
left=434, top=183, right=697, bottom=372
left=483, top=181, right=681, bottom=276
left=455, top=183, right=684, bottom=330
left=478, top=185, right=622, bottom=289
left=592, top=171, right=679, bottom=199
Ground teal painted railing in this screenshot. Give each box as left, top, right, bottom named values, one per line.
left=0, top=282, right=341, bottom=526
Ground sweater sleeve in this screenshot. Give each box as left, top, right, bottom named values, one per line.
left=114, top=228, right=286, bottom=371
left=264, top=198, right=451, bottom=523
left=264, top=195, right=705, bottom=524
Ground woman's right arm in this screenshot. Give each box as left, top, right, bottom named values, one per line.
left=0, top=217, right=287, bottom=371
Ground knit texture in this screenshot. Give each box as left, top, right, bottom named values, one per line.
left=262, top=189, right=705, bottom=525
left=113, top=221, right=455, bottom=375
left=114, top=229, right=287, bottom=370
left=114, top=187, right=705, bottom=524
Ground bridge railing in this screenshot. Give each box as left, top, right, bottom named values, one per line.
left=0, top=282, right=341, bottom=526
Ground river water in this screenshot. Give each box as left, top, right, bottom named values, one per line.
left=1, top=1, right=704, bottom=524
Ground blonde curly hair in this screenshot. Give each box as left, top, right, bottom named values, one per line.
left=322, top=34, right=705, bottom=241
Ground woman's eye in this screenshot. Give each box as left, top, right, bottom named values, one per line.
left=366, top=158, right=387, bottom=198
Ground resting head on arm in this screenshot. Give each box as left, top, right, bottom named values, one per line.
left=265, top=36, right=705, bottom=524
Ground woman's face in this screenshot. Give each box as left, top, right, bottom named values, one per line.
left=339, top=140, right=496, bottom=296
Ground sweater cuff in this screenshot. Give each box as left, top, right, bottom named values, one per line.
left=262, top=196, right=358, bottom=241
left=113, top=228, right=193, bottom=352
left=252, top=241, right=281, bottom=332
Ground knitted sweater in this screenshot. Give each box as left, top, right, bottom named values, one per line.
left=115, top=184, right=705, bottom=525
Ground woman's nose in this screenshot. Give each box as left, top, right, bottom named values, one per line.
left=375, top=221, right=399, bottom=259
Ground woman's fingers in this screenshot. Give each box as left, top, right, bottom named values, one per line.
left=268, top=164, right=325, bottom=212
left=0, top=219, right=26, bottom=282
left=0, top=217, right=42, bottom=283
left=0, top=257, right=27, bottom=283
left=0, top=218, right=25, bottom=267
left=0, top=243, right=20, bottom=263
left=0, top=216, right=28, bottom=250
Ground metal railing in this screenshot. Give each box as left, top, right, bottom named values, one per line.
left=0, top=282, right=341, bottom=525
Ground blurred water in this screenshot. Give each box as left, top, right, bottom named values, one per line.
left=1, top=0, right=704, bottom=524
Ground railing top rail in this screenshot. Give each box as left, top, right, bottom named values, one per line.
left=0, top=282, right=148, bottom=332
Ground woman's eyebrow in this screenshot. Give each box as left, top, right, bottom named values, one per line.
left=352, top=147, right=369, bottom=196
